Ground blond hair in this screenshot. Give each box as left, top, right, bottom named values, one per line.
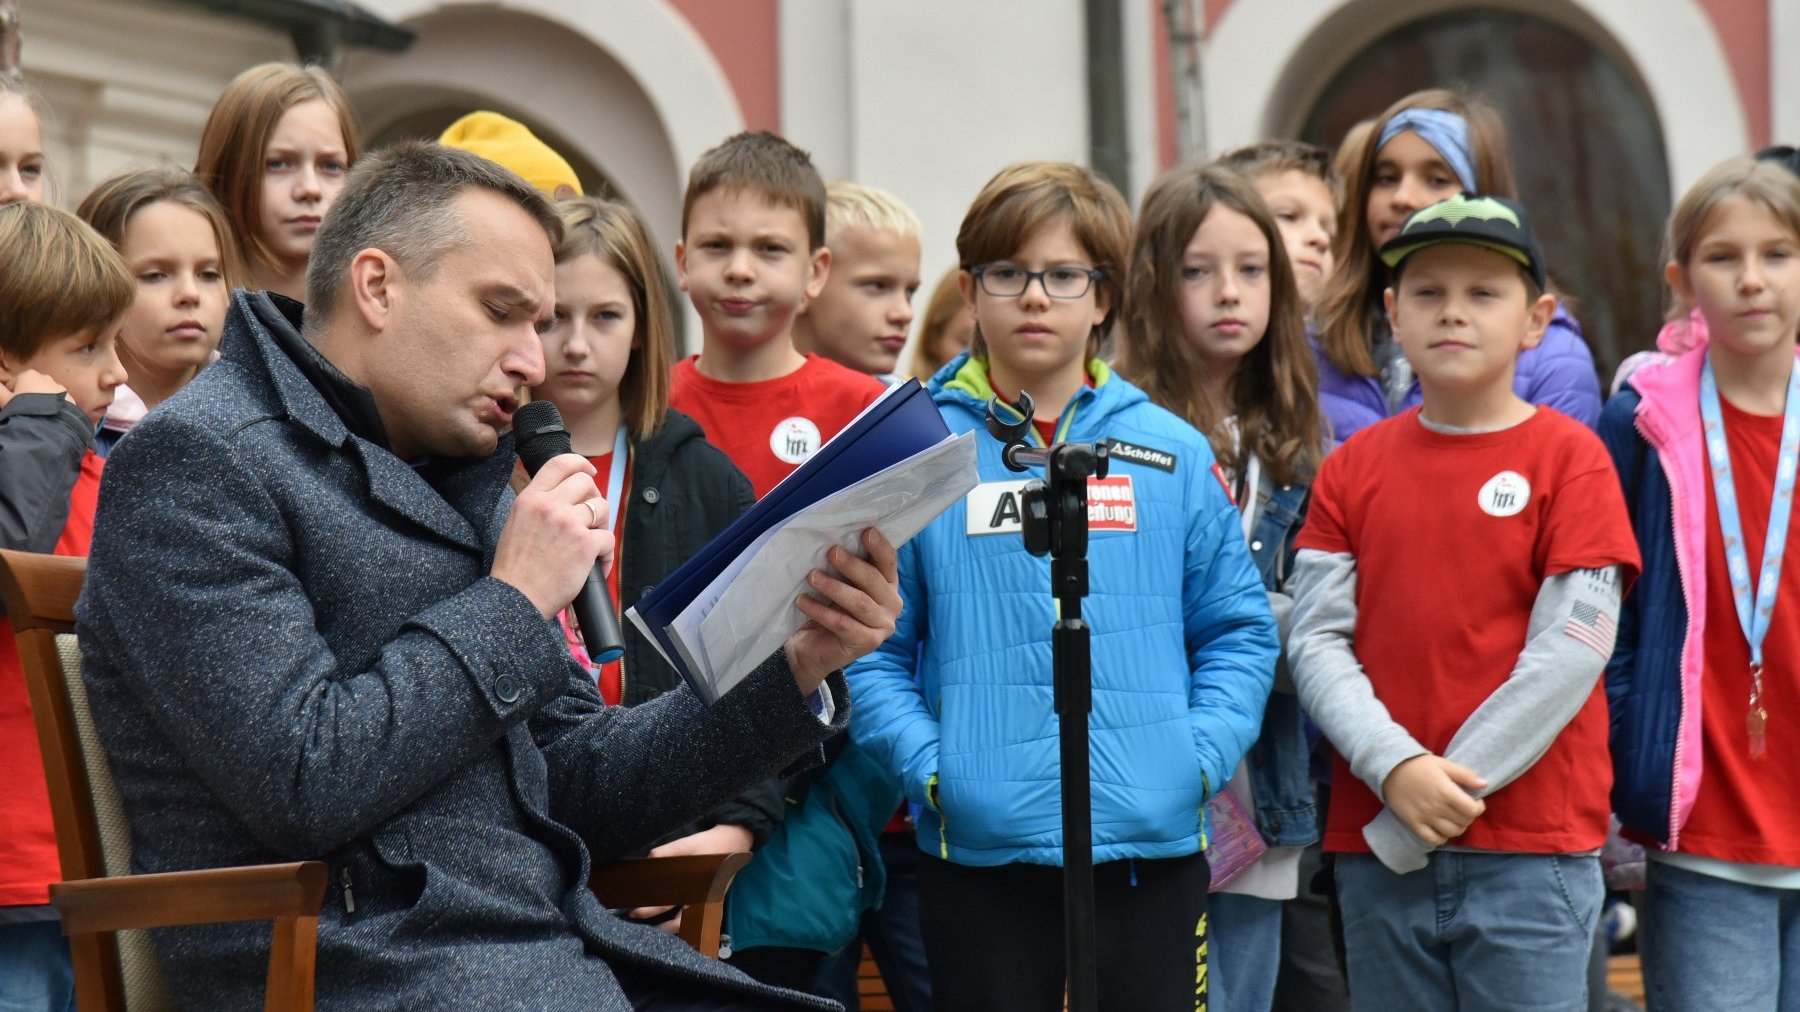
left=194, top=63, right=360, bottom=274
left=956, top=161, right=1132, bottom=359
left=826, top=180, right=921, bottom=244
left=0, top=203, right=133, bottom=359
left=1665, top=157, right=1800, bottom=319
left=1316, top=90, right=1516, bottom=378
left=552, top=196, right=676, bottom=438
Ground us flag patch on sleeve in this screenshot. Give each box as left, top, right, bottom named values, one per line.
left=1564, top=601, right=1618, bottom=657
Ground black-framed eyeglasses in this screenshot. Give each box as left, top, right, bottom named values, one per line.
left=969, top=263, right=1104, bottom=300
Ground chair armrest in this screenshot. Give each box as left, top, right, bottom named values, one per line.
left=588, top=853, right=750, bottom=910
left=50, top=861, right=329, bottom=935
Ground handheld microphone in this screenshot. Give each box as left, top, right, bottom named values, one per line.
left=513, top=400, right=626, bottom=665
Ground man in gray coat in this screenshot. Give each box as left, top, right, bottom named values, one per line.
left=76, top=142, right=902, bottom=1010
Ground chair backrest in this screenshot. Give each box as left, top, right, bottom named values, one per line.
left=0, top=550, right=175, bottom=1011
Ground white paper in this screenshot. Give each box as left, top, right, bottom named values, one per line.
left=669, top=431, right=978, bottom=702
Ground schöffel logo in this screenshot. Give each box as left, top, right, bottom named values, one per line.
left=1107, top=440, right=1176, bottom=473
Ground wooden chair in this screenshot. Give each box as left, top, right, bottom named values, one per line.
left=0, top=550, right=750, bottom=1010
left=589, top=851, right=750, bottom=956
left=0, top=549, right=328, bottom=1011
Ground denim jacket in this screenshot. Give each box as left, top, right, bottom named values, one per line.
left=1242, top=473, right=1321, bottom=848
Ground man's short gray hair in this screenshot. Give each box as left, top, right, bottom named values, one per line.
left=304, top=140, right=563, bottom=334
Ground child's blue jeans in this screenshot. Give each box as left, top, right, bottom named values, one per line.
left=1641, top=858, right=1800, bottom=1012
left=1335, top=851, right=1601, bottom=1012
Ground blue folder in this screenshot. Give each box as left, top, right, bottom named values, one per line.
left=632, top=377, right=951, bottom=692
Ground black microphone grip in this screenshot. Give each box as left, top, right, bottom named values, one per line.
left=512, top=401, right=626, bottom=665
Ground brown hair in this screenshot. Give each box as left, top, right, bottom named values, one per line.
left=0, top=202, right=134, bottom=359
left=1665, top=157, right=1800, bottom=320
left=681, top=131, right=826, bottom=249
left=955, top=161, right=1132, bottom=359
left=304, top=141, right=563, bottom=335
left=550, top=196, right=675, bottom=438
left=77, top=165, right=246, bottom=288
left=1316, top=89, right=1516, bottom=378
left=194, top=63, right=360, bottom=274
left=1117, top=165, right=1322, bottom=485
left=906, top=265, right=969, bottom=380
left=1216, top=139, right=1337, bottom=189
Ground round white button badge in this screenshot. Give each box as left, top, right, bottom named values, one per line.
left=770, top=417, right=823, bottom=464
left=1478, top=470, right=1531, bottom=517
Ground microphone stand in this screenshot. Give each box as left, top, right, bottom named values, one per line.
left=985, top=391, right=1107, bottom=1012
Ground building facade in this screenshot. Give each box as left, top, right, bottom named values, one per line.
left=18, top=0, right=1789, bottom=369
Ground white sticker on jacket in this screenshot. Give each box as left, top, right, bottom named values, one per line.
left=1478, top=470, right=1531, bottom=517
left=964, top=476, right=1139, bottom=535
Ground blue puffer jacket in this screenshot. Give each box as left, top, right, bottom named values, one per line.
left=846, top=354, right=1278, bottom=868
left=1318, top=305, right=1602, bottom=442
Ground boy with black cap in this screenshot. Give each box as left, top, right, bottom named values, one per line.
left=1287, top=193, right=1641, bottom=1010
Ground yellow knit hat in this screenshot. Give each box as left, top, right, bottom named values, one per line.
left=438, top=111, right=583, bottom=197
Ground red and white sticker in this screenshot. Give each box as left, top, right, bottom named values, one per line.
left=1478, top=470, right=1531, bottom=517
left=1086, top=475, right=1138, bottom=531
left=965, top=476, right=1138, bottom=536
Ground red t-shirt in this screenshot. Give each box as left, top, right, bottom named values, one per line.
left=670, top=355, right=885, bottom=498
left=0, top=449, right=103, bottom=906
left=1680, top=396, right=1800, bottom=866
left=1297, top=409, right=1639, bottom=855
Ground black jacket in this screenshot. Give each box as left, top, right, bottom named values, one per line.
left=615, top=410, right=787, bottom=846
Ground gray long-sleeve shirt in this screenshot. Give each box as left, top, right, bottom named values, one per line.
left=0, top=392, right=92, bottom=619
left=1289, top=549, right=1624, bottom=873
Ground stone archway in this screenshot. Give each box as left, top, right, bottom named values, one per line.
left=341, top=0, right=744, bottom=264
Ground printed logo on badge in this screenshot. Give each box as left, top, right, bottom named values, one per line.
left=964, top=476, right=1139, bottom=535
left=1108, top=440, right=1177, bottom=473
left=966, top=479, right=1033, bottom=535
left=1086, top=475, right=1138, bottom=531
left=1478, top=470, right=1531, bottom=517
left=770, top=417, right=822, bottom=464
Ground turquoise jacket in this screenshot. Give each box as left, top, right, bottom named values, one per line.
left=847, top=354, right=1278, bottom=867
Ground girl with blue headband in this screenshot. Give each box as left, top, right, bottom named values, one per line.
left=1314, top=89, right=1602, bottom=443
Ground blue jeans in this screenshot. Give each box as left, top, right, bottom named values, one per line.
left=1335, top=852, right=1601, bottom=1012
left=1641, top=859, right=1800, bottom=1011
left=0, top=920, right=75, bottom=1012
left=1210, top=892, right=1284, bottom=1012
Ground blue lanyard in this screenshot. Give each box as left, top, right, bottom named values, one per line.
left=602, top=424, right=627, bottom=535
left=1700, top=356, right=1800, bottom=758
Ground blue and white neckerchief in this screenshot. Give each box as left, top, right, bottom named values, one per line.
left=1700, top=355, right=1800, bottom=759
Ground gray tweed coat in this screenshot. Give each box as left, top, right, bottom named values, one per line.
left=76, top=291, right=845, bottom=1010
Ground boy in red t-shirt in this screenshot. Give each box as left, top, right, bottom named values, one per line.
left=670, top=132, right=885, bottom=498
left=1289, top=194, right=1640, bottom=1010
left=0, top=203, right=132, bottom=1006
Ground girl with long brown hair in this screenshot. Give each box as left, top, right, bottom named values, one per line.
left=194, top=63, right=359, bottom=301
left=1117, top=163, right=1322, bottom=1011
left=1314, top=89, right=1600, bottom=442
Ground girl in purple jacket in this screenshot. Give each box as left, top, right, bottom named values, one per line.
left=1314, top=89, right=1601, bottom=443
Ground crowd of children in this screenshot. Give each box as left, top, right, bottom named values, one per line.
left=4, top=55, right=1800, bottom=1012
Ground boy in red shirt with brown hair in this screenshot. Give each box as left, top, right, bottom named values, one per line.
left=1288, top=194, right=1640, bottom=1012
left=671, top=132, right=885, bottom=497
left=0, top=201, right=132, bottom=1009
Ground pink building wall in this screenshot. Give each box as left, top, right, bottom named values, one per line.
left=666, top=0, right=783, bottom=133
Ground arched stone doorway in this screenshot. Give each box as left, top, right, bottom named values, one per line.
left=339, top=1, right=746, bottom=351
left=1300, top=9, right=1671, bottom=375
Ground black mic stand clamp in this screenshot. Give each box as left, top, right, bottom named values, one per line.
left=984, top=391, right=1107, bottom=1012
